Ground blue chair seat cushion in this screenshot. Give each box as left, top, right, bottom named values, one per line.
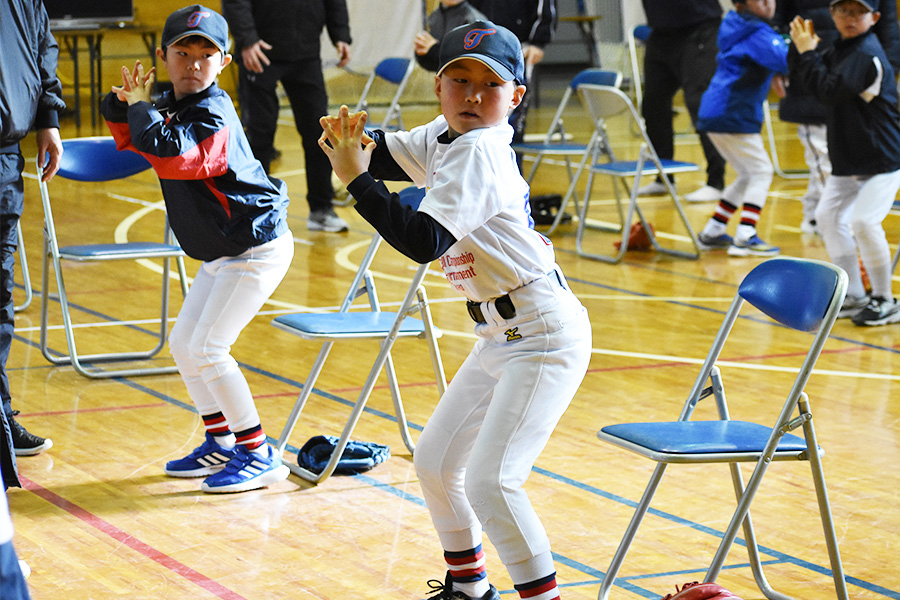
left=591, top=159, right=700, bottom=176
left=600, top=420, right=808, bottom=454
left=60, top=242, right=184, bottom=258
left=273, top=311, right=427, bottom=337
left=511, top=142, right=587, bottom=153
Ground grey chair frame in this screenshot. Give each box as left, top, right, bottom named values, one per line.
left=596, top=258, right=850, bottom=600
left=561, top=84, right=701, bottom=263
left=37, top=138, right=189, bottom=379
left=271, top=233, right=446, bottom=484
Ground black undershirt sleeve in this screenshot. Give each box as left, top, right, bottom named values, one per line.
left=345, top=129, right=458, bottom=263
left=347, top=173, right=457, bottom=263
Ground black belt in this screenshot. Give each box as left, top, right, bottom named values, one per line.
left=466, top=294, right=516, bottom=324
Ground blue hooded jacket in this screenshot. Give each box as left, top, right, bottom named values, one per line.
left=697, top=9, right=788, bottom=134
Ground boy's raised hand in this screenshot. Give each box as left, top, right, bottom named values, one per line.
left=318, top=105, right=376, bottom=186
left=790, top=16, right=820, bottom=53
left=112, top=60, right=156, bottom=105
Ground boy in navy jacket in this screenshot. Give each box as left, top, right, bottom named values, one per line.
left=100, top=5, right=294, bottom=492
left=790, top=0, right=900, bottom=326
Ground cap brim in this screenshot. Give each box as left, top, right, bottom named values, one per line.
left=163, top=31, right=227, bottom=53
left=438, top=55, right=517, bottom=83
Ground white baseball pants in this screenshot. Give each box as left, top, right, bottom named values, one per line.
left=413, top=271, right=592, bottom=586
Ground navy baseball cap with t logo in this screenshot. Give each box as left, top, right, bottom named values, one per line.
left=162, top=4, right=230, bottom=53
left=438, top=20, right=525, bottom=85
left=830, top=0, right=879, bottom=10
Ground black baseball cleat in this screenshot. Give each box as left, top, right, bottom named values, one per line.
left=425, top=572, right=501, bottom=600
left=10, top=411, right=53, bottom=456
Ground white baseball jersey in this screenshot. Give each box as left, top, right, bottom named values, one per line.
left=385, top=115, right=558, bottom=302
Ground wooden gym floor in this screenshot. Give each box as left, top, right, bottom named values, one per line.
left=5, top=84, right=900, bottom=600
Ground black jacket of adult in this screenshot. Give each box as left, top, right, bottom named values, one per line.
left=641, top=0, right=722, bottom=31
left=221, top=0, right=351, bottom=62
left=774, top=0, right=900, bottom=124
left=469, top=0, right=557, bottom=47
left=0, top=0, right=65, bottom=148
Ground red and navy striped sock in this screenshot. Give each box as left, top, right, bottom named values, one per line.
left=514, top=572, right=560, bottom=600
left=712, top=199, right=738, bottom=227
left=202, top=412, right=234, bottom=447
left=234, top=424, right=267, bottom=453
left=738, top=203, right=762, bottom=229
left=445, top=545, right=489, bottom=598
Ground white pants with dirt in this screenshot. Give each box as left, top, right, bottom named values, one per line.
left=413, top=272, right=592, bottom=586
left=707, top=132, right=773, bottom=210
left=815, top=171, right=900, bottom=299
left=169, top=232, right=294, bottom=433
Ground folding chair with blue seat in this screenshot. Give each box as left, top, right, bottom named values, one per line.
left=511, top=69, right=622, bottom=234
left=353, top=57, right=415, bottom=132
left=562, top=83, right=701, bottom=262
left=13, top=222, right=32, bottom=312
left=595, top=257, right=850, bottom=600
left=37, top=136, right=189, bottom=379
left=334, top=56, right=417, bottom=206
left=271, top=186, right=447, bottom=484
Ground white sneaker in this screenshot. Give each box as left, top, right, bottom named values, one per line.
left=636, top=180, right=668, bottom=196
left=683, top=185, right=723, bottom=202
left=307, top=209, right=349, bottom=233
left=800, top=219, right=818, bottom=235
left=19, top=559, right=31, bottom=579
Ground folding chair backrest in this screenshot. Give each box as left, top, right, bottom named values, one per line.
left=56, top=136, right=151, bottom=181
left=354, top=57, right=415, bottom=131
left=738, top=258, right=841, bottom=333
left=577, top=83, right=636, bottom=124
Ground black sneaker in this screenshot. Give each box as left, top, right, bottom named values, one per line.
left=10, top=411, right=53, bottom=456
left=851, top=296, right=900, bottom=326
left=426, top=572, right=500, bottom=600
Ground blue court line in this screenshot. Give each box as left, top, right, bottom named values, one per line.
left=108, top=370, right=899, bottom=599
left=13, top=283, right=900, bottom=596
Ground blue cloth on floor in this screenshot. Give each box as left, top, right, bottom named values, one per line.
left=297, top=435, right=391, bottom=475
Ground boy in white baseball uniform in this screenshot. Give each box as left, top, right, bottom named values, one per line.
left=319, top=21, right=592, bottom=600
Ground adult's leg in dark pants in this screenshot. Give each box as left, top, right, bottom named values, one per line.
left=0, top=154, right=23, bottom=488
left=681, top=21, right=726, bottom=190
left=280, top=59, right=335, bottom=212
left=0, top=154, right=24, bottom=422
left=237, top=63, right=284, bottom=173
left=642, top=34, right=682, bottom=183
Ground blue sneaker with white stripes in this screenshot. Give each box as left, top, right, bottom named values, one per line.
left=164, top=433, right=236, bottom=477
left=200, top=444, right=290, bottom=493
left=727, top=234, right=780, bottom=257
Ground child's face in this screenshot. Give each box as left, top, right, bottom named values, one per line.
left=743, top=0, right=776, bottom=20
left=434, top=58, right=526, bottom=136
left=830, top=0, right=880, bottom=39
left=156, top=38, right=232, bottom=100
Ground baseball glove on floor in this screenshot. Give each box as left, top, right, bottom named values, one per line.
left=659, top=581, right=743, bottom=600
left=297, top=435, right=390, bottom=475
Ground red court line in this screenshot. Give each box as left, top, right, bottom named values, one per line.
left=19, top=476, right=248, bottom=600
left=20, top=403, right=168, bottom=418
left=586, top=344, right=874, bottom=374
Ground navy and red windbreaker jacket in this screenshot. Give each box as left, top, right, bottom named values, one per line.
left=100, top=83, right=290, bottom=262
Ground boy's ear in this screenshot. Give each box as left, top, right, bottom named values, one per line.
left=220, top=53, right=233, bottom=70
left=434, top=74, right=442, bottom=100
left=156, top=47, right=166, bottom=62
left=510, top=84, right=526, bottom=109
